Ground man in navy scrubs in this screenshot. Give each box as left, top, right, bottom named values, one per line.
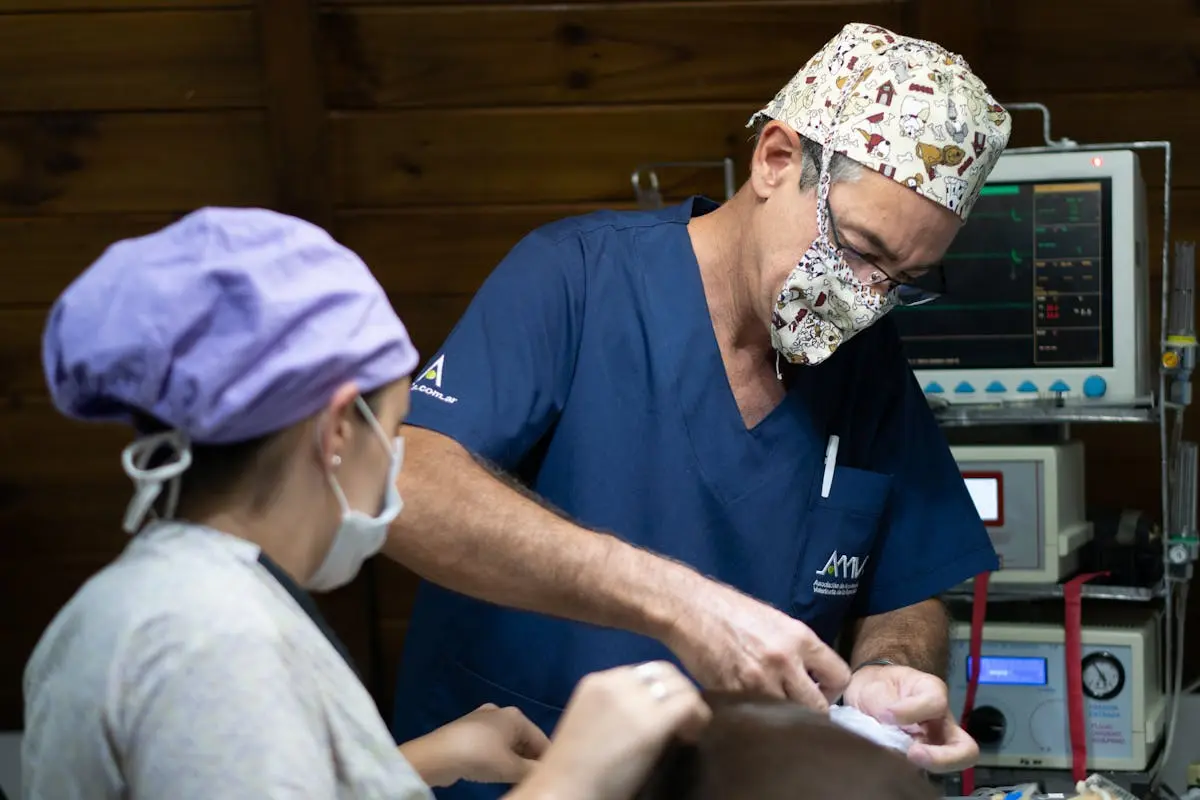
left=386, top=23, right=1010, bottom=797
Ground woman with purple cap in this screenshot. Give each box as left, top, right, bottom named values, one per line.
left=21, top=207, right=710, bottom=799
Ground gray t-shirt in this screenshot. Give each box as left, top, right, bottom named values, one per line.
left=21, top=521, right=433, bottom=800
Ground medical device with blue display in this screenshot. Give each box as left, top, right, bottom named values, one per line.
left=948, top=607, right=1166, bottom=772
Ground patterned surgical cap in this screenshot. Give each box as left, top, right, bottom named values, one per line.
left=749, top=22, right=1012, bottom=220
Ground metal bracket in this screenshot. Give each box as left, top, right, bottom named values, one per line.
left=631, top=158, right=737, bottom=209
left=1000, top=101, right=1079, bottom=149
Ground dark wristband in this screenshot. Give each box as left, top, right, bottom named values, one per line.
left=852, top=658, right=896, bottom=673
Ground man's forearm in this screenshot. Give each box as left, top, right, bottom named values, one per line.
left=850, top=598, right=951, bottom=678
left=382, top=426, right=698, bottom=643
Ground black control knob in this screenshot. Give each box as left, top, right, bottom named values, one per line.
left=965, top=705, right=1006, bottom=747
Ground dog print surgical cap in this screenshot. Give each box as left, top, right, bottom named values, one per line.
left=749, top=22, right=1012, bottom=220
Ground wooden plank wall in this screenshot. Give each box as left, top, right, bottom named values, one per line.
left=0, top=0, right=1197, bottom=729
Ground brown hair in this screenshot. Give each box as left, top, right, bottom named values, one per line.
left=130, top=387, right=387, bottom=520
left=634, top=692, right=938, bottom=800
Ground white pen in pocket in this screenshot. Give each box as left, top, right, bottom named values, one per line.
left=821, top=434, right=839, bottom=499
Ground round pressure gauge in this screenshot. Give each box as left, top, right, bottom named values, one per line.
left=1080, top=652, right=1125, bottom=701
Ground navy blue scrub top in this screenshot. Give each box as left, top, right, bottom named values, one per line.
left=393, top=198, right=998, bottom=798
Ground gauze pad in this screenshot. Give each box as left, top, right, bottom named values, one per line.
left=828, top=704, right=915, bottom=753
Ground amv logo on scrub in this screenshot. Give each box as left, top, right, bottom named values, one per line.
left=812, top=550, right=868, bottom=597
left=412, top=354, right=459, bottom=405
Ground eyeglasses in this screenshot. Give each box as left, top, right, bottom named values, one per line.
left=825, top=198, right=946, bottom=307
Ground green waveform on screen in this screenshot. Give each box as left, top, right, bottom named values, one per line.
left=979, top=185, right=1021, bottom=196
left=944, top=248, right=1025, bottom=263
left=967, top=207, right=1023, bottom=222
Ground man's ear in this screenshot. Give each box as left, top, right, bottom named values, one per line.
left=748, top=122, right=803, bottom=199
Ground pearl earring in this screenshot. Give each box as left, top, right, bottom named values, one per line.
left=331, top=455, right=342, bottom=468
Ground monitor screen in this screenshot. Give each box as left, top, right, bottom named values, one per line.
left=966, top=655, right=1049, bottom=686
left=892, top=179, right=1115, bottom=371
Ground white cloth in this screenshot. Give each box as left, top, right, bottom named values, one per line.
left=828, top=704, right=915, bottom=753
left=21, top=521, right=432, bottom=800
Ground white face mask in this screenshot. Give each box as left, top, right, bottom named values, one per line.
left=306, top=396, right=404, bottom=592
left=770, top=144, right=895, bottom=367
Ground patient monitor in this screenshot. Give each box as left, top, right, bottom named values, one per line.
left=892, top=150, right=1151, bottom=406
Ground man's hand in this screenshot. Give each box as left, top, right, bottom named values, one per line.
left=664, top=581, right=852, bottom=711
left=843, top=664, right=979, bottom=772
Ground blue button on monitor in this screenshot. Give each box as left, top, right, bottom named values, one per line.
left=1049, top=380, right=1071, bottom=393
left=1017, top=380, right=1038, bottom=393
left=985, top=381, right=1006, bottom=393
left=954, top=381, right=976, bottom=394
left=924, top=382, right=945, bottom=394
left=1083, top=375, right=1108, bottom=398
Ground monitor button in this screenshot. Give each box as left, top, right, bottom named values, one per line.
left=1049, top=380, right=1071, bottom=393
left=985, top=381, right=1006, bottom=393
left=1083, top=375, right=1107, bottom=398
left=924, top=382, right=945, bottom=394
left=954, top=381, right=976, bottom=394
left=1017, top=380, right=1038, bottom=393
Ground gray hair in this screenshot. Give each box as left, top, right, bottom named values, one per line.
left=798, top=136, right=863, bottom=190
left=752, top=117, right=863, bottom=190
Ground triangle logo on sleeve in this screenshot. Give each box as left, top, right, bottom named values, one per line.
left=412, top=354, right=458, bottom=405
left=421, top=354, right=446, bottom=388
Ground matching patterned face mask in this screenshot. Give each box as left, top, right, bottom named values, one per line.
left=769, top=142, right=895, bottom=367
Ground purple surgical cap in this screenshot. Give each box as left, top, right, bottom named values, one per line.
left=42, top=207, right=420, bottom=444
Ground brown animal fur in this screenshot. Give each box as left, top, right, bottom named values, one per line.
left=634, top=692, right=939, bottom=800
